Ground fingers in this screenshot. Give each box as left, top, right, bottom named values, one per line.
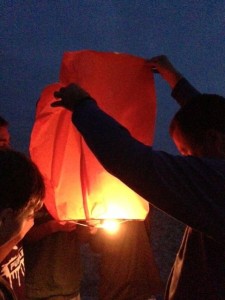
left=52, top=86, right=71, bottom=108
left=60, top=222, right=77, bottom=232
left=51, top=83, right=86, bottom=111
left=50, top=100, right=62, bottom=107
left=149, top=56, right=182, bottom=88
left=147, top=55, right=168, bottom=68
left=53, top=87, right=67, bottom=99
left=146, top=55, right=168, bottom=74
left=148, top=55, right=167, bottom=63
left=53, top=91, right=62, bottom=99
left=54, top=84, right=86, bottom=99
left=51, top=83, right=92, bottom=111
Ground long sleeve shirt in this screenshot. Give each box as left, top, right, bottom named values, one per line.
left=71, top=79, right=225, bottom=299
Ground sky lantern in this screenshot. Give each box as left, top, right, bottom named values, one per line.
left=29, top=50, right=156, bottom=225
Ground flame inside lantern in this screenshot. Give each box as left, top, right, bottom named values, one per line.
left=101, top=220, right=120, bottom=234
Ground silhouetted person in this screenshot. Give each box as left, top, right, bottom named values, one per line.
left=51, top=57, right=225, bottom=299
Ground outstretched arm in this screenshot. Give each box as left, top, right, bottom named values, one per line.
left=25, top=220, right=77, bottom=243
left=24, top=207, right=77, bottom=243
left=51, top=84, right=225, bottom=242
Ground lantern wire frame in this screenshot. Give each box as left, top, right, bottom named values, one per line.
left=59, top=218, right=137, bottom=233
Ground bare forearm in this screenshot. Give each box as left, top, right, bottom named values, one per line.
left=24, top=221, right=58, bottom=243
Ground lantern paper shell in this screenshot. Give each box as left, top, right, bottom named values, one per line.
left=29, top=50, right=156, bottom=221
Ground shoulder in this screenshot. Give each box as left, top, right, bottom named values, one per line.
left=0, top=277, right=16, bottom=300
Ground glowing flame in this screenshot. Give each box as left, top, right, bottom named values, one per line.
left=101, top=219, right=120, bottom=234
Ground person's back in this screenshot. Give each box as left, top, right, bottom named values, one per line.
left=164, top=93, right=225, bottom=299
left=90, top=215, right=163, bottom=300
left=24, top=205, right=83, bottom=300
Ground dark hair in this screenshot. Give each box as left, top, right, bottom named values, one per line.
left=170, top=94, right=225, bottom=144
left=0, top=148, right=45, bottom=212
left=0, top=116, right=8, bottom=127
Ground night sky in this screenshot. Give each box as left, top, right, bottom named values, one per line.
left=1, top=1, right=225, bottom=153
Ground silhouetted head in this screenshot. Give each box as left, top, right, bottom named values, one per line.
left=170, top=94, right=225, bottom=158
left=0, top=148, right=45, bottom=212
left=0, top=148, right=45, bottom=246
left=0, top=115, right=10, bottom=148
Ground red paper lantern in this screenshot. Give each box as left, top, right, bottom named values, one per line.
left=29, top=50, right=156, bottom=222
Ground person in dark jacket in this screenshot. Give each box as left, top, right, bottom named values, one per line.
left=51, top=56, right=225, bottom=300
left=89, top=210, right=163, bottom=300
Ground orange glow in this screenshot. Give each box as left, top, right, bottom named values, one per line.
left=29, top=50, right=156, bottom=221
left=101, top=219, right=120, bottom=234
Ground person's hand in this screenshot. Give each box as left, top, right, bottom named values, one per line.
left=51, top=83, right=91, bottom=111
left=86, top=220, right=98, bottom=235
left=147, top=55, right=182, bottom=89
left=48, top=220, right=77, bottom=232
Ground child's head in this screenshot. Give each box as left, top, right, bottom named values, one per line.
left=170, top=94, right=225, bottom=157
left=0, top=148, right=45, bottom=245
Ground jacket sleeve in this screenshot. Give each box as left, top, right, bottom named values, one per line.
left=171, top=77, right=201, bottom=106
left=72, top=100, right=225, bottom=243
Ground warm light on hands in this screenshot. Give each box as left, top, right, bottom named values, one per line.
left=49, top=220, right=77, bottom=232
left=101, top=219, right=120, bottom=234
